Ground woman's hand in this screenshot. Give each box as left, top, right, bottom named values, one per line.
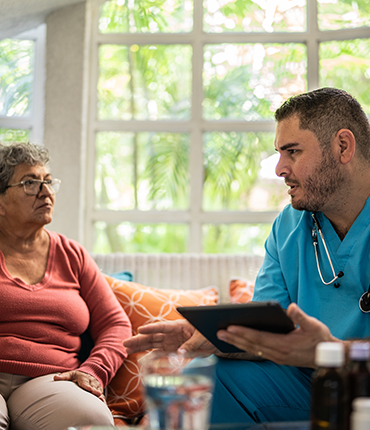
left=123, top=319, right=217, bottom=355
left=54, top=370, right=106, bottom=403
left=216, top=303, right=341, bottom=368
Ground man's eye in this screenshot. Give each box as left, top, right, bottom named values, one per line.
left=288, top=149, right=297, bottom=155
left=44, top=179, right=52, bottom=185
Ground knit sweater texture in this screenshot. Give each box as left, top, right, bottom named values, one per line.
left=0, top=230, right=131, bottom=388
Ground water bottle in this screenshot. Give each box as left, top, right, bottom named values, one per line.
left=310, top=342, right=349, bottom=430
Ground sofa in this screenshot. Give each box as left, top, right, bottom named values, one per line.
left=91, top=252, right=264, bottom=425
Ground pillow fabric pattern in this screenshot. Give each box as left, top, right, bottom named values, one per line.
left=229, top=278, right=254, bottom=304
left=104, top=275, right=219, bottom=420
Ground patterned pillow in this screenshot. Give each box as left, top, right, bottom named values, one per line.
left=229, top=277, right=254, bottom=304
left=104, top=275, right=219, bottom=420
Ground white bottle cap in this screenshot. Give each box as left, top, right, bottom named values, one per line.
left=350, top=343, right=370, bottom=361
left=351, top=398, right=370, bottom=430
left=353, top=397, right=370, bottom=412
left=315, top=342, right=345, bottom=367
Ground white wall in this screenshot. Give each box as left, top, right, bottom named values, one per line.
left=44, top=2, right=86, bottom=242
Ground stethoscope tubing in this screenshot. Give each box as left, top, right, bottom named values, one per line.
left=311, top=212, right=370, bottom=313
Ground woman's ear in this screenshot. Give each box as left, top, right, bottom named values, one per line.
left=334, top=129, right=356, bottom=164
left=0, top=197, right=6, bottom=217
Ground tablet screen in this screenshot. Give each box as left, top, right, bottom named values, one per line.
left=177, top=301, right=295, bottom=353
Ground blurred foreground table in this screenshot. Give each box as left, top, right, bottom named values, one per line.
left=68, top=421, right=310, bottom=430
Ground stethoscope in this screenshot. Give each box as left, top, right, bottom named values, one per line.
left=311, top=212, right=370, bottom=313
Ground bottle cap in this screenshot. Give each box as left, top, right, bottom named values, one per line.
left=350, top=342, right=370, bottom=361
left=352, top=397, right=370, bottom=412
left=315, top=342, right=345, bottom=367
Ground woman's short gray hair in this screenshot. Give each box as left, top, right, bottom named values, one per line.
left=0, top=142, right=50, bottom=194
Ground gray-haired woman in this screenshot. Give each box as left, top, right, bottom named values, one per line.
left=0, top=142, right=131, bottom=430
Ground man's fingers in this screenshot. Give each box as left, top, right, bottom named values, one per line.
left=138, top=321, right=179, bottom=334
left=123, top=333, right=166, bottom=354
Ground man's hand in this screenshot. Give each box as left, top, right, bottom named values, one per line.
left=216, top=303, right=340, bottom=368
left=123, top=319, right=217, bottom=355
left=54, top=370, right=106, bottom=403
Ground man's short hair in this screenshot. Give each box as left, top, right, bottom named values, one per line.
left=274, top=87, right=370, bottom=161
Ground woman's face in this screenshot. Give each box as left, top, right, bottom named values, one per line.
left=0, top=163, right=55, bottom=228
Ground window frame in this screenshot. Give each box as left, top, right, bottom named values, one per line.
left=0, top=24, right=46, bottom=145
left=83, top=0, right=370, bottom=253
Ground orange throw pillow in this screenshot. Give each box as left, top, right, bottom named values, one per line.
left=229, top=278, right=254, bottom=304
left=104, top=275, right=219, bottom=420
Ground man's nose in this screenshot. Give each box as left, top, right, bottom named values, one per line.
left=275, top=155, right=290, bottom=178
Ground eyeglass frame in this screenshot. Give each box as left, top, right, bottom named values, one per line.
left=5, top=178, right=61, bottom=196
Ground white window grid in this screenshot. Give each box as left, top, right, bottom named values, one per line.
left=83, top=0, right=370, bottom=252
left=0, top=24, right=46, bottom=145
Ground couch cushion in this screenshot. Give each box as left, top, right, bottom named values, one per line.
left=110, top=270, right=134, bottom=282
left=104, top=275, right=219, bottom=419
left=229, top=277, right=254, bottom=304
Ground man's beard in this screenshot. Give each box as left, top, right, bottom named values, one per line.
left=289, top=151, right=347, bottom=212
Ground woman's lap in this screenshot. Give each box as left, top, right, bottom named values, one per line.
left=210, top=358, right=313, bottom=424
left=0, top=373, right=113, bottom=430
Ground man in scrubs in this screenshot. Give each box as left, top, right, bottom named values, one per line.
left=123, top=87, right=370, bottom=423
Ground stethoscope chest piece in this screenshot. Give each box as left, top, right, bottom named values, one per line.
left=359, top=291, right=370, bottom=313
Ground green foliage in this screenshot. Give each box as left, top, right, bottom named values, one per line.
left=203, top=0, right=306, bottom=33
left=203, top=43, right=307, bottom=120
left=318, top=0, right=370, bottom=30
left=203, top=223, right=272, bottom=255
left=320, top=38, right=370, bottom=114
left=0, top=39, right=34, bottom=117
left=203, top=132, right=275, bottom=210
left=0, top=128, right=29, bottom=142
left=95, top=132, right=189, bottom=210
left=98, top=44, right=191, bottom=120
left=95, top=132, right=135, bottom=210
left=99, top=0, right=193, bottom=33
left=141, top=133, right=189, bottom=209
left=94, top=221, right=188, bottom=253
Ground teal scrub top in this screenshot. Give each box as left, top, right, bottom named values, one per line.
left=253, top=197, right=370, bottom=340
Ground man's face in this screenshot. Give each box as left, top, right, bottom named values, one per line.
left=274, top=115, right=347, bottom=212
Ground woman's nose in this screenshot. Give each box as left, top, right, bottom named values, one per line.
left=38, top=182, right=53, bottom=196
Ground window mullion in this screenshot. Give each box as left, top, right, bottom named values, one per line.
left=188, top=0, right=204, bottom=253
left=307, top=0, right=319, bottom=91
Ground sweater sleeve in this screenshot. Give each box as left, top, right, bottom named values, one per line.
left=73, top=248, right=132, bottom=388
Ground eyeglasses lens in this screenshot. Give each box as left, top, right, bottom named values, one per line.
left=24, top=180, right=60, bottom=195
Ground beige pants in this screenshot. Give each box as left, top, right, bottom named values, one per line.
left=0, top=372, right=114, bottom=430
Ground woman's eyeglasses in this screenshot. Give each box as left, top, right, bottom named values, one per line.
left=6, top=178, right=61, bottom=196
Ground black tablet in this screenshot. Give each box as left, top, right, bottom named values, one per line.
left=177, top=301, right=295, bottom=353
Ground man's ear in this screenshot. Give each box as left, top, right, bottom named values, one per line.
left=334, top=129, right=355, bottom=164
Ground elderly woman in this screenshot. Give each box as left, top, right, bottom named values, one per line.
left=0, top=142, right=131, bottom=430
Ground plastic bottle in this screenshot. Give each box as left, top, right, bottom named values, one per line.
left=347, top=342, right=370, bottom=414
left=350, top=397, right=370, bottom=430
left=310, top=342, right=349, bottom=430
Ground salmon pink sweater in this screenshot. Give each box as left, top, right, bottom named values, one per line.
left=0, top=230, right=131, bottom=388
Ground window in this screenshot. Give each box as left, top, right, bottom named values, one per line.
left=85, top=0, right=370, bottom=254
left=0, top=24, right=46, bottom=145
